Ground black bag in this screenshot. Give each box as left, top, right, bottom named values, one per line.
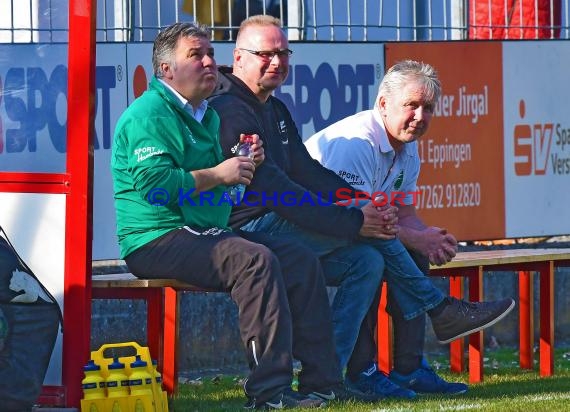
left=0, top=226, right=63, bottom=412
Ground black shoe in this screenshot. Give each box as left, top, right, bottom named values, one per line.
left=303, top=383, right=384, bottom=403
left=244, top=388, right=326, bottom=410
left=431, top=297, right=515, bottom=344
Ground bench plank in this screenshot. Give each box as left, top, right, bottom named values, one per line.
left=92, top=249, right=570, bottom=287
left=92, top=273, right=203, bottom=290
left=431, top=248, right=570, bottom=269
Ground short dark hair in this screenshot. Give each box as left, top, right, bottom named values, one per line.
left=152, top=22, right=210, bottom=77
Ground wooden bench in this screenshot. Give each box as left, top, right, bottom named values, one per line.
left=92, top=247, right=570, bottom=395
left=377, top=248, right=570, bottom=383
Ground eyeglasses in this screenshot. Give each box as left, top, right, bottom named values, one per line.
left=239, top=48, right=293, bottom=60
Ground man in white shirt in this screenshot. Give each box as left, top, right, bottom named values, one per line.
left=305, top=60, right=472, bottom=394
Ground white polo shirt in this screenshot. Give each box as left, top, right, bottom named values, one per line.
left=305, top=109, right=420, bottom=206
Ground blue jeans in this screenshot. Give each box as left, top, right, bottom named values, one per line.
left=320, top=244, right=383, bottom=369
left=242, top=212, right=446, bottom=368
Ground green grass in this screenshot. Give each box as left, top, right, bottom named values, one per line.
left=170, top=349, right=570, bottom=411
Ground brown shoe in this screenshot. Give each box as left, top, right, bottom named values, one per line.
left=431, top=297, right=515, bottom=344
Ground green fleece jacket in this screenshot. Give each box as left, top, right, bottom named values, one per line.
left=111, top=77, right=230, bottom=258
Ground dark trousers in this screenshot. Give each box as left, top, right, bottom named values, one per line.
left=125, top=227, right=342, bottom=403
left=346, top=249, right=429, bottom=380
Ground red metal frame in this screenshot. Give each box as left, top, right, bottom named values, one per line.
left=449, top=274, right=466, bottom=374
left=431, top=261, right=558, bottom=383
left=539, top=261, right=555, bottom=376
left=519, top=270, right=534, bottom=369
left=377, top=283, right=392, bottom=373
left=467, top=268, right=483, bottom=382
left=37, top=385, right=67, bottom=407
left=0, top=172, right=71, bottom=194
left=61, top=0, right=97, bottom=407
left=91, top=287, right=181, bottom=394
left=376, top=258, right=570, bottom=384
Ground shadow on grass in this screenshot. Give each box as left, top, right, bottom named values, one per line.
left=171, top=373, right=570, bottom=411
left=465, top=371, right=570, bottom=399
left=171, top=348, right=570, bottom=412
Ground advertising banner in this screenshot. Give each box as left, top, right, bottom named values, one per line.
left=0, top=44, right=69, bottom=173
left=385, top=42, right=505, bottom=241
left=503, top=41, right=570, bottom=237
left=92, top=44, right=128, bottom=259
left=276, top=43, right=383, bottom=138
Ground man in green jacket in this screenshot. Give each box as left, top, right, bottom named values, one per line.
left=111, top=22, right=377, bottom=409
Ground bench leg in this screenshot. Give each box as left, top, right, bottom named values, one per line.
left=449, top=275, right=465, bottom=374
left=161, top=287, right=179, bottom=393
left=539, top=261, right=554, bottom=377
left=467, top=267, right=483, bottom=383
left=377, top=283, right=392, bottom=374
left=146, top=288, right=162, bottom=362
left=518, top=271, right=534, bottom=369
left=146, top=288, right=180, bottom=392
left=93, top=287, right=180, bottom=395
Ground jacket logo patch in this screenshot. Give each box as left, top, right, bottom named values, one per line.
left=393, top=170, right=404, bottom=190
left=230, top=142, right=240, bottom=154
left=278, top=120, right=288, bottom=144
left=337, top=170, right=365, bottom=186
left=134, top=146, right=164, bottom=162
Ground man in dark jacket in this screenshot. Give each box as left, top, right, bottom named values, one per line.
left=208, top=15, right=514, bottom=399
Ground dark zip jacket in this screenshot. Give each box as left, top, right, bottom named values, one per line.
left=208, top=67, right=363, bottom=239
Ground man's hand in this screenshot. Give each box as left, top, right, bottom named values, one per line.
left=242, top=133, right=264, bottom=167
left=396, top=205, right=457, bottom=266
left=358, top=202, right=399, bottom=239
left=377, top=204, right=399, bottom=235
left=419, top=226, right=458, bottom=266
left=190, top=156, right=255, bottom=193
left=213, top=157, right=256, bottom=186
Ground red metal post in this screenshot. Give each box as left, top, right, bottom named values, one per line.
left=162, top=287, right=179, bottom=393
left=518, top=270, right=534, bottom=369
left=377, top=283, right=392, bottom=374
left=468, top=267, right=484, bottom=383
left=146, top=289, right=163, bottom=362
left=449, top=275, right=464, bottom=373
left=62, top=0, right=96, bottom=406
left=539, top=261, right=554, bottom=376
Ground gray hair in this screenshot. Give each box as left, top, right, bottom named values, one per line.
left=152, top=22, right=210, bottom=77
left=377, top=60, right=441, bottom=104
